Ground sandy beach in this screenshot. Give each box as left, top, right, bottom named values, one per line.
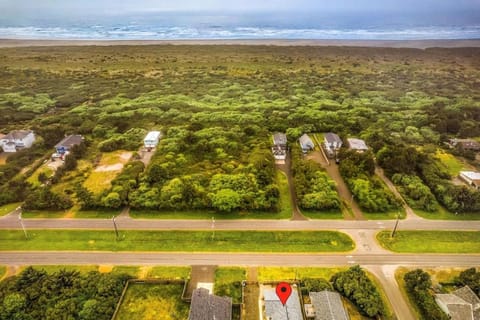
left=1, top=39, right=480, bottom=49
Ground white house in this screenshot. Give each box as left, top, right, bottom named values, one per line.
left=324, top=132, right=342, bottom=157
left=144, top=131, right=161, bottom=148
left=347, top=138, right=368, bottom=152
left=0, top=130, right=35, bottom=153
left=459, top=171, right=480, bottom=190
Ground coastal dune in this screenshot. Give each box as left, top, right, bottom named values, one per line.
left=1, top=39, right=480, bottom=49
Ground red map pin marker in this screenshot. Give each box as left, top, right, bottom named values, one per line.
left=276, top=282, right=292, bottom=306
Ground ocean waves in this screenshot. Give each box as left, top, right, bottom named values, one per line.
left=1, top=24, right=479, bottom=40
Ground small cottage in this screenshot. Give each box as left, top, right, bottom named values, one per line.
left=299, top=134, right=315, bottom=153
left=459, top=171, right=480, bottom=190
left=347, top=138, right=368, bottom=152
left=144, top=131, right=161, bottom=148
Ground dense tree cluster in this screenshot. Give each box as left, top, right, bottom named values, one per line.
left=338, top=150, right=399, bottom=212
left=291, top=145, right=340, bottom=211
left=0, top=267, right=131, bottom=320
left=391, top=174, right=438, bottom=211
left=330, top=265, right=386, bottom=317
left=300, top=278, right=332, bottom=293
left=1, top=46, right=480, bottom=214
left=0, top=144, right=46, bottom=205
left=404, top=269, right=449, bottom=320
left=82, top=125, right=280, bottom=212
left=455, top=267, right=480, bottom=296
left=378, top=143, right=480, bottom=213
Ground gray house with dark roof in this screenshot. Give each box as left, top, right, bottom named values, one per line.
left=272, top=133, right=287, bottom=160
left=55, top=135, right=84, bottom=154
left=306, top=291, right=349, bottom=320
left=435, top=286, right=480, bottom=320
left=299, top=134, right=314, bottom=153
left=189, top=288, right=232, bottom=320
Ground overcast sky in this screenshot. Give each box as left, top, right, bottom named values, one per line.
left=1, top=0, right=480, bottom=15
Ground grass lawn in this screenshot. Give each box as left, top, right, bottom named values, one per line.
left=83, top=150, right=132, bottom=195
left=435, top=150, right=474, bottom=176
left=26, top=165, right=54, bottom=187
left=73, top=208, right=122, bottom=218
left=0, top=230, right=354, bottom=252
left=0, top=266, right=6, bottom=280
left=83, top=171, right=119, bottom=195
left=377, top=230, right=480, bottom=253
left=413, top=206, right=480, bottom=220
left=21, top=207, right=122, bottom=219
left=214, top=267, right=246, bottom=304
left=110, top=266, right=141, bottom=277
left=363, top=208, right=406, bottom=220
left=146, top=266, right=191, bottom=280
left=257, top=267, right=347, bottom=282
left=130, top=171, right=292, bottom=220
left=302, top=209, right=344, bottom=220
left=0, top=202, right=21, bottom=216
left=21, top=210, right=67, bottom=218
left=26, top=265, right=99, bottom=274
left=114, top=282, right=189, bottom=320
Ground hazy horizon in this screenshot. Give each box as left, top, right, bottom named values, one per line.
left=1, top=0, right=479, bottom=40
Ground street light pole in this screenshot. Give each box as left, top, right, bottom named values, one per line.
left=112, top=216, right=119, bottom=240
left=18, top=208, right=28, bottom=240
left=391, top=213, right=400, bottom=238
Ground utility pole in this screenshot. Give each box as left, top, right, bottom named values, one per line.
left=391, top=213, right=400, bottom=238
left=18, top=208, right=28, bottom=240
left=112, top=216, right=119, bottom=240
left=211, top=216, right=215, bottom=241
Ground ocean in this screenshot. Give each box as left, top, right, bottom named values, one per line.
left=1, top=11, right=479, bottom=40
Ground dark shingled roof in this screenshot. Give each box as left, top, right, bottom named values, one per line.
left=189, top=288, right=232, bottom=320
left=325, top=132, right=342, bottom=145
left=55, top=135, right=84, bottom=148
left=309, top=291, right=349, bottom=320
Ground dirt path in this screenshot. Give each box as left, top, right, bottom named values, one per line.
left=185, top=265, right=216, bottom=299
left=307, top=145, right=365, bottom=221
left=375, top=166, right=423, bottom=220
left=276, top=153, right=308, bottom=221
left=138, top=147, right=155, bottom=166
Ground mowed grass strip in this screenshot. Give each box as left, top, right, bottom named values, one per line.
left=377, top=231, right=480, bottom=253
left=0, top=230, right=354, bottom=252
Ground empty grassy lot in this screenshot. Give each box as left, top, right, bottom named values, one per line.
left=0, top=230, right=354, bottom=252
left=0, top=202, right=20, bottom=216
left=83, top=150, right=132, bottom=195
left=377, top=230, right=480, bottom=253
left=435, top=150, right=474, bottom=176
left=257, top=267, right=348, bottom=282
left=114, top=282, right=189, bottom=320
left=214, top=267, right=246, bottom=304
